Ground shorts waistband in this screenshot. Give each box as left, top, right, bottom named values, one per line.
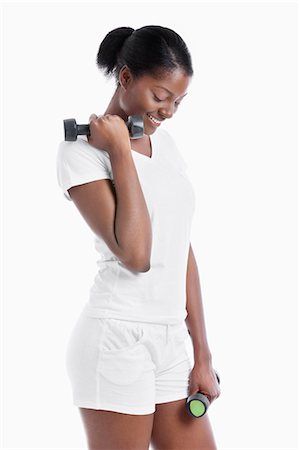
left=81, top=305, right=186, bottom=345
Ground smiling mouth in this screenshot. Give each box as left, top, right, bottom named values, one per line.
left=146, top=113, right=164, bottom=124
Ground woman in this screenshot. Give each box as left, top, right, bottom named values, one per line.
left=57, top=25, right=220, bottom=450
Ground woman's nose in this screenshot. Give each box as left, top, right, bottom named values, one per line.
left=158, top=107, right=174, bottom=120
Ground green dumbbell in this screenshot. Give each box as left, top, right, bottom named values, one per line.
left=63, top=115, right=144, bottom=141
left=186, top=370, right=220, bottom=418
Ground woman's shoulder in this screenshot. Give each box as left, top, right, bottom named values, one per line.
left=57, top=135, right=110, bottom=164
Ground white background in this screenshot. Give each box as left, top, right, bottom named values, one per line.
left=1, top=1, right=298, bottom=449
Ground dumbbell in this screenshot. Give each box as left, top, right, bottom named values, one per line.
left=186, top=370, right=220, bottom=418
left=63, top=115, right=144, bottom=141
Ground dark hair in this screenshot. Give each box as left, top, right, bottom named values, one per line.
left=96, top=25, right=193, bottom=87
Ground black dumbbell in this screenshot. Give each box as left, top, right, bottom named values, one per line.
left=63, top=115, right=144, bottom=141
left=186, top=370, right=220, bottom=418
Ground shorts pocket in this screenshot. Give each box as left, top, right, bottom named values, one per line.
left=98, top=318, right=145, bottom=354
left=97, top=342, right=147, bottom=386
left=96, top=318, right=147, bottom=386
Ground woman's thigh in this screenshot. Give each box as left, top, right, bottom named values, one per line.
left=79, top=407, right=154, bottom=450
left=151, top=398, right=217, bottom=450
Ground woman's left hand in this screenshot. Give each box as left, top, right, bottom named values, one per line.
left=188, top=361, right=221, bottom=403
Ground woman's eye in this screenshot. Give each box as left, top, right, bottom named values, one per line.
left=153, top=94, right=181, bottom=107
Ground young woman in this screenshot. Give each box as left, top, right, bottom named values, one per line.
left=57, top=25, right=220, bottom=450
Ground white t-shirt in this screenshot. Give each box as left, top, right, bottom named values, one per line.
left=56, top=128, right=196, bottom=325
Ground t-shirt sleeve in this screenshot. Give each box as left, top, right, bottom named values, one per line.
left=56, top=138, right=112, bottom=201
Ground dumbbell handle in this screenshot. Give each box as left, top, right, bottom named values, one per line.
left=77, top=124, right=90, bottom=137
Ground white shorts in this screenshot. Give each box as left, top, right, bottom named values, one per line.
left=65, top=310, right=193, bottom=415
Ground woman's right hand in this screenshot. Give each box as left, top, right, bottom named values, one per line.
left=87, top=113, right=131, bottom=156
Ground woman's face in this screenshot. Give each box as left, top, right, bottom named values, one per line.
left=118, top=66, right=191, bottom=135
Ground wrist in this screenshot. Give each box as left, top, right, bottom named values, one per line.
left=108, top=138, right=132, bottom=157
left=194, top=349, right=212, bottom=366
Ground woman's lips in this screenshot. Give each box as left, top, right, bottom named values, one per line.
left=146, top=113, right=164, bottom=126
left=146, top=114, right=161, bottom=127
left=147, top=113, right=164, bottom=121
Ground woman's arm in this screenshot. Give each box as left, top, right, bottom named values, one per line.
left=67, top=144, right=152, bottom=273
left=185, top=243, right=212, bottom=365
left=109, top=148, right=152, bottom=270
